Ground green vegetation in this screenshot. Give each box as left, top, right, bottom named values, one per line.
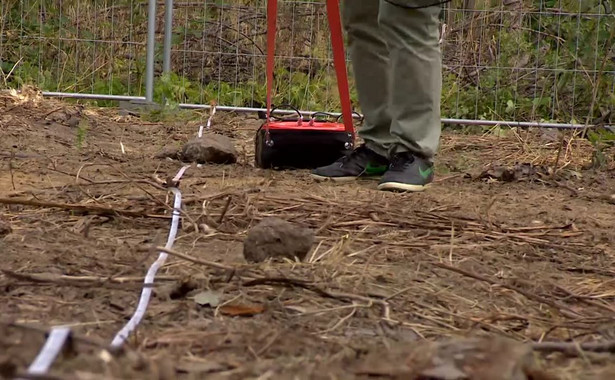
left=75, top=119, right=88, bottom=149
left=0, top=0, right=613, bottom=126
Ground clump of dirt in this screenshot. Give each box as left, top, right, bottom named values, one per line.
left=243, top=217, right=314, bottom=263
left=0, top=354, right=18, bottom=378
left=476, top=163, right=554, bottom=182
left=0, top=217, right=11, bottom=236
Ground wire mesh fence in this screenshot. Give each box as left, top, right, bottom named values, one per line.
left=0, top=0, right=149, bottom=103
left=1, top=0, right=614, bottom=127
left=164, top=0, right=344, bottom=112
left=441, top=0, right=615, bottom=127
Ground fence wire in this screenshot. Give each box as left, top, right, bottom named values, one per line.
left=1, top=0, right=614, bottom=127
left=164, top=0, right=343, bottom=112
left=441, top=0, right=615, bottom=127
left=166, top=0, right=615, bottom=126
left=0, top=0, right=148, bottom=103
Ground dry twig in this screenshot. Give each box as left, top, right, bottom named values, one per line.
left=432, top=263, right=583, bottom=319
left=150, top=245, right=236, bottom=271
left=0, top=197, right=171, bottom=219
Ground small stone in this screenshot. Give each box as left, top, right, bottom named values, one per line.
left=0, top=355, right=17, bottom=378
left=0, top=218, right=11, bottom=236
left=180, top=134, right=237, bottom=164
left=67, top=115, right=81, bottom=128
left=243, top=217, right=314, bottom=263
left=154, top=144, right=181, bottom=160
left=538, top=129, right=561, bottom=143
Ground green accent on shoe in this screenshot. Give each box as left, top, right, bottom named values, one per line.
left=311, top=145, right=390, bottom=181
left=364, top=163, right=388, bottom=175
left=418, top=165, right=433, bottom=179
left=377, top=153, right=434, bottom=193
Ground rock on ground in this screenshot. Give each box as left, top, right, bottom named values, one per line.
left=154, top=144, right=181, bottom=160
left=180, top=134, right=237, bottom=164
left=352, top=337, right=541, bottom=380
left=243, top=217, right=314, bottom=263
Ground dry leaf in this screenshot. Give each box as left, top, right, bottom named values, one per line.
left=193, top=290, right=222, bottom=307
left=219, top=304, right=265, bottom=316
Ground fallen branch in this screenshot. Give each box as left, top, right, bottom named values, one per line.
left=0, top=270, right=169, bottom=289
left=0, top=197, right=171, bottom=219
left=242, top=277, right=391, bottom=319
left=182, top=187, right=261, bottom=206
left=2, top=321, right=107, bottom=350
left=532, top=340, right=615, bottom=355
left=217, top=196, right=232, bottom=224
left=151, top=246, right=236, bottom=271
left=432, top=263, right=582, bottom=319
left=0, top=271, right=179, bottom=284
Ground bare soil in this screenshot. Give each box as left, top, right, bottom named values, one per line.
left=1, top=88, right=615, bottom=380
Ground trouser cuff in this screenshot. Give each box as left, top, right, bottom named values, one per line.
left=363, top=140, right=390, bottom=159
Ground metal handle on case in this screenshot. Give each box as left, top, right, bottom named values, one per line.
left=269, top=104, right=302, bottom=122
left=336, top=111, right=363, bottom=124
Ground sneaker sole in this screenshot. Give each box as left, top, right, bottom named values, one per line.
left=310, top=173, right=383, bottom=183
left=310, top=174, right=357, bottom=182
left=377, top=181, right=431, bottom=192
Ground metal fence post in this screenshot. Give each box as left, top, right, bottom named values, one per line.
left=161, top=0, right=174, bottom=105
left=163, top=0, right=174, bottom=75
left=145, top=0, right=157, bottom=103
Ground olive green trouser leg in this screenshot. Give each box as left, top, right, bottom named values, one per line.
left=342, top=0, right=395, bottom=158
left=342, top=0, right=443, bottom=159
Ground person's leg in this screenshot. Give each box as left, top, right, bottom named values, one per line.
left=311, top=0, right=392, bottom=181
left=343, top=0, right=396, bottom=156
left=376, top=1, right=443, bottom=192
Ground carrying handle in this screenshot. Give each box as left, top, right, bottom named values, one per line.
left=269, top=104, right=302, bottom=121
left=336, top=111, right=364, bottom=124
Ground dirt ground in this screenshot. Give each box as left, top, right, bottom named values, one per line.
left=1, top=88, right=615, bottom=380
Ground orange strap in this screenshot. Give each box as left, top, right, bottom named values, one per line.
left=265, top=0, right=277, bottom=122
left=265, top=0, right=354, bottom=134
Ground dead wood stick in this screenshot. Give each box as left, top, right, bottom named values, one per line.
left=64, top=179, right=167, bottom=190
left=532, top=340, right=615, bottom=355
left=552, top=284, right=615, bottom=315
left=2, top=321, right=107, bottom=349
left=217, top=196, right=232, bottom=224
left=242, top=277, right=390, bottom=318
left=564, top=267, right=615, bottom=277
left=0, top=197, right=171, bottom=219
left=182, top=188, right=261, bottom=206
left=0, top=271, right=179, bottom=284
left=12, top=372, right=63, bottom=380
left=9, top=150, right=16, bottom=190
left=151, top=246, right=235, bottom=271
left=1, top=270, right=162, bottom=289
left=432, top=263, right=582, bottom=319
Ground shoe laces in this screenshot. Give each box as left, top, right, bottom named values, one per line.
left=338, top=145, right=371, bottom=165
left=389, top=152, right=415, bottom=169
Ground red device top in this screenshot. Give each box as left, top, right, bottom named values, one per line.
left=264, top=120, right=347, bottom=131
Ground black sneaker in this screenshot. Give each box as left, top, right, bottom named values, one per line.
left=377, top=152, right=434, bottom=192
left=311, top=145, right=390, bottom=182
